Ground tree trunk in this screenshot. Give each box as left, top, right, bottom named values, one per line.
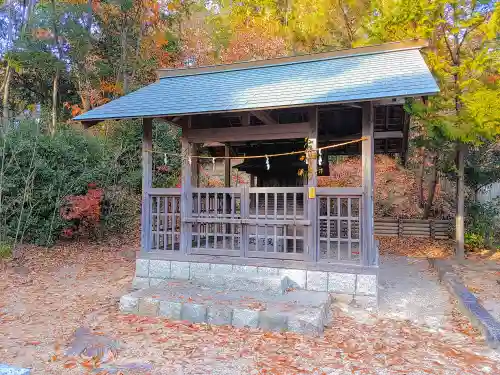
left=2, top=0, right=14, bottom=128
left=119, top=25, right=129, bottom=94
left=77, top=74, right=91, bottom=112
left=418, top=147, right=426, bottom=208
left=455, top=143, right=466, bottom=259
left=2, top=67, right=11, bottom=128
left=86, top=0, right=93, bottom=31
left=338, top=0, right=354, bottom=48
left=82, top=0, right=92, bottom=111
left=22, top=0, right=34, bottom=35
left=423, top=154, right=438, bottom=219
left=50, top=0, right=63, bottom=135
left=51, top=68, right=59, bottom=135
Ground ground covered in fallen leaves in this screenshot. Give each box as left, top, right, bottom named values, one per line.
left=379, top=237, right=500, bottom=324
left=0, top=239, right=499, bottom=375
left=452, top=259, right=500, bottom=323
left=377, top=237, right=455, bottom=259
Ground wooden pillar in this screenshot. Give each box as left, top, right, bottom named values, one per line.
left=140, top=118, right=153, bottom=252
left=180, top=117, right=193, bottom=254
left=362, top=102, right=376, bottom=266
left=401, top=111, right=410, bottom=167
left=191, top=144, right=198, bottom=187
left=308, top=107, right=318, bottom=261
left=224, top=144, right=231, bottom=187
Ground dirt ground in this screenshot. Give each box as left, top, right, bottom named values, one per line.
left=0, top=238, right=499, bottom=375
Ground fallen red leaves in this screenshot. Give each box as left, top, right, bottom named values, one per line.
left=378, top=236, right=455, bottom=258
left=25, top=340, right=41, bottom=346
left=0, top=240, right=499, bottom=374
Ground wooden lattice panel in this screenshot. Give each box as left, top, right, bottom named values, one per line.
left=150, top=195, right=182, bottom=251
left=318, top=195, right=361, bottom=263
left=247, top=188, right=308, bottom=260
left=190, top=189, right=242, bottom=256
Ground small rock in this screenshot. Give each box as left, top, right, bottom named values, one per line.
left=65, top=327, right=119, bottom=362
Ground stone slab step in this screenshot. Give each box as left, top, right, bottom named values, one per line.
left=120, top=280, right=332, bottom=335
left=189, top=270, right=297, bottom=295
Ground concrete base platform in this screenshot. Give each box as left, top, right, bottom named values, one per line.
left=133, top=258, right=378, bottom=299
left=120, top=280, right=332, bottom=335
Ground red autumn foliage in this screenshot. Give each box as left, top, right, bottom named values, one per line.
left=60, top=183, right=104, bottom=238
left=156, top=165, right=170, bottom=174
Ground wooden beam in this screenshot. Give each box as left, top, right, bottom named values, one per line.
left=185, top=122, right=309, bottom=143
left=224, top=145, right=231, bottom=187
left=241, top=112, right=250, bottom=126
left=401, top=111, right=410, bottom=166
left=141, top=118, right=153, bottom=251
left=374, top=131, right=403, bottom=139
left=308, top=107, right=318, bottom=262
left=250, top=110, right=276, bottom=125
left=320, top=131, right=403, bottom=145
left=361, top=102, right=376, bottom=266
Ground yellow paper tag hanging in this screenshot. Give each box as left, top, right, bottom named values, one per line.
left=308, top=187, right=316, bottom=199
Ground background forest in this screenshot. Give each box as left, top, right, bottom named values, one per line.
left=0, top=0, right=499, bottom=254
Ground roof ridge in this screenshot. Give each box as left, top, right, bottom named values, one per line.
left=157, top=40, right=428, bottom=79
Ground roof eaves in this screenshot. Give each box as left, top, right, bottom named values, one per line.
left=74, top=89, right=439, bottom=123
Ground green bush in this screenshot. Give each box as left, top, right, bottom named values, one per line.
left=100, top=185, right=141, bottom=234
left=465, top=199, right=500, bottom=249
left=98, top=119, right=181, bottom=191
left=0, top=122, right=114, bottom=245
left=0, top=121, right=109, bottom=245
left=0, top=241, right=12, bottom=259
left=0, top=118, right=181, bottom=247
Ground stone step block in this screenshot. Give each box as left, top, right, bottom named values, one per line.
left=189, top=270, right=295, bottom=296
left=119, top=280, right=332, bottom=335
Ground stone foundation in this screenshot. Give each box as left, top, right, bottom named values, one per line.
left=133, top=258, right=378, bottom=303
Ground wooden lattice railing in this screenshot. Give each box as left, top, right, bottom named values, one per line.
left=317, top=191, right=362, bottom=263
left=145, top=187, right=365, bottom=264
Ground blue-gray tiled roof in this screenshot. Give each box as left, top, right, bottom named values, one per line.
left=74, top=48, right=439, bottom=122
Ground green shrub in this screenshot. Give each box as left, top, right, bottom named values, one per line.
left=0, top=121, right=111, bottom=245
left=98, top=119, right=181, bottom=191
left=0, top=118, right=181, bottom=247
left=100, top=185, right=141, bottom=234
left=0, top=241, right=12, bottom=259
left=465, top=199, right=500, bottom=249
left=464, top=232, right=486, bottom=249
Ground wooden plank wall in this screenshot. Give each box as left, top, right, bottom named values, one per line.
left=374, top=219, right=452, bottom=239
